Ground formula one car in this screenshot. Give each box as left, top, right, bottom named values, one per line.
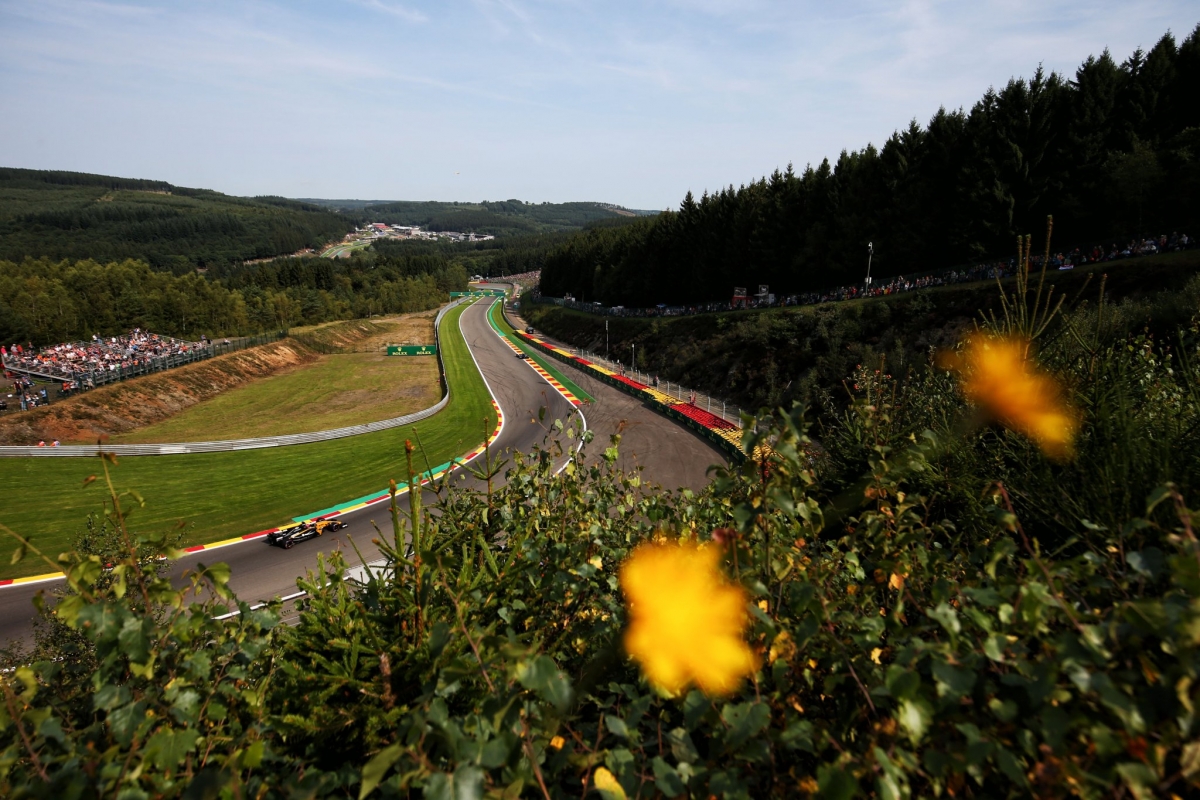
left=515, top=351, right=530, bottom=359
left=266, top=518, right=347, bottom=549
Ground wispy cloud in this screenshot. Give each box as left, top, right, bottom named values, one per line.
left=345, top=0, right=428, bottom=23
left=0, top=0, right=1195, bottom=207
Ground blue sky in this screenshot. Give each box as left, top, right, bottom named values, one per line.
left=0, top=1, right=1195, bottom=208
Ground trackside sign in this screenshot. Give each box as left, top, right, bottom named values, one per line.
left=387, top=345, right=438, bottom=356
left=450, top=290, right=505, bottom=297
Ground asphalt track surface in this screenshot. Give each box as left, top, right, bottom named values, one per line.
left=0, top=297, right=727, bottom=646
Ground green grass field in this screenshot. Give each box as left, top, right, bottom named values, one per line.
left=111, top=353, right=440, bottom=442
left=0, top=301, right=495, bottom=578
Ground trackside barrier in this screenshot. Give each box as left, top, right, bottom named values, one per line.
left=0, top=299, right=467, bottom=458
left=499, top=303, right=747, bottom=464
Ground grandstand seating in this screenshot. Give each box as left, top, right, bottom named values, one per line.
left=670, top=403, right=738, bottom=430
left=641, top=388, right=677, bottom=406
left=610, top=375, right=648, bottom=390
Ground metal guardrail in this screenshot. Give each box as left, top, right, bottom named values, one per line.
left=0, top=299, right=466, bottom=458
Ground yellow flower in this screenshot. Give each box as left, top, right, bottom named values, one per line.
left=619, top=542, right=756, bottom=696
left=947, top=335, right=1079, bottom=460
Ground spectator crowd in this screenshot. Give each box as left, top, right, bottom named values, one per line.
left=2, top=329, right=206, bottom=385
left=537, top=232, right=1193, bottom=318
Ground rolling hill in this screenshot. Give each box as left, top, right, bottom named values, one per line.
left=0, top=168, right=355, bottom=273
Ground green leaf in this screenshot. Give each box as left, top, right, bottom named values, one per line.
left=1145, top=484, right=1174, bottom=514
left=108, top=701, right=148, bottom=747
left=604, top=714, right=630, bottom=739
left=927, top=602, right=961, bottom=636
left=897, top=698, right=931, bottom=746
left=144, top=727, right=200, bottom=772
left=93, top=683, right=129, bottom=713
left=667, top=727, right=700, bottom=763
left=780, top=718, right=815, bottom=752
left=37, top=716, right=66, bottom=744
left=995, top=746, right=1029, bottom=789
left=720, top=701, right=770, bottom=750
left=1126, top=549, right=1165, bottom=580
left=816, top=764, right=858, bottom=800
left=76, top=601, right=125, bottom=640
left=682, top=691, right=709, bottom=730
left=931, top=661, right=975, bottom=700
left=988, top=697, right=1019, bottom=723
left=359, top=743, right=403, bottom=799
left=479, top=736, right=510, bottom=769
left=180, top=768, right=223, bottom=800
left=118, top=617, right=152, bottom=664
left=240, top=740, right=264, bottom=769
left=983, top=635, right=1007, bottom=662
left=885, top=665, right=920, bottom=700
left=1116, top=762, right=1158, bottom=800
left=652, top=757, right=686, bottom=797
left=424, top=765, right=484, bottom=800
left=428, top=621, right=451, bottom=658
left=873, top=747, right=906, bottom=800
left=516, top=655, right=573, bottom=711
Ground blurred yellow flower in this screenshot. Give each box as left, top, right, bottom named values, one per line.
left=947, top=335, right=1079, bottom=460
left=619, top=542, right=756, bottom=696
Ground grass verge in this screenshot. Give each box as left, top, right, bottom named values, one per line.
left=487, top=301, right=593, bottom=403
left=110, top=353, right=440, bottom=442
left=0, top=301, right=495, bottom=579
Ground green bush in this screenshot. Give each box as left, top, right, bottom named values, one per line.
left=2, top=315, right=1199, bottom=797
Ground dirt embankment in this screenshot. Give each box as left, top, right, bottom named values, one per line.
left=289, top=315, right=433, bottom=352
left=0, top=341, right=321, bottom=445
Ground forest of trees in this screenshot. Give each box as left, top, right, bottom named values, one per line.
left=0, top=250, right=467, bottom=346
left=539, top=27, right=1200, bottom=305
left=0, top=169, right=355, bottom=273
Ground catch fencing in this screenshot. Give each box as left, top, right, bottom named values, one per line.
left=569, top=348, right=744, bottom=427
left=0, top=299, right=465, bottom=458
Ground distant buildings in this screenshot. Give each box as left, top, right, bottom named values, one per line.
left=347, top=224, right=494, bottom=243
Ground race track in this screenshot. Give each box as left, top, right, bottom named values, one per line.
left=0, top=297, right=726, bottom=645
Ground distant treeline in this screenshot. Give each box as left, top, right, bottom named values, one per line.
left=0, top=251, right=467, bottom=346
left=0, top=169, right=355, bottom=273
left=540, top=27, right=1200, bottom=305
left=348, top=199, right=643, bottom=237
left=363, top=233, right=570, bottom=279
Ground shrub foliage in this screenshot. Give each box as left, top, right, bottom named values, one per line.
left=2, top=283, right=1200, bottom=798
